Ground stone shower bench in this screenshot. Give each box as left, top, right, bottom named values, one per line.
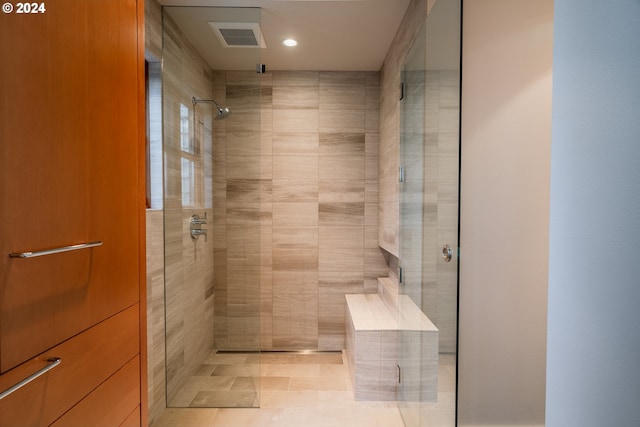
left=344, top=278, right=439, bottom=401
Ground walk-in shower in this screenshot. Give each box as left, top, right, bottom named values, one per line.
left=158, top=1, right=461, bottom=423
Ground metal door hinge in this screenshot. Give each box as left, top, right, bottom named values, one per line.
left=398, top=266, right=403, bottom=284
left=397, top=364, right=401, bottom=384
left=399, top=165, right=405, bottom=183
left=400, top=82, right=405, bottom=101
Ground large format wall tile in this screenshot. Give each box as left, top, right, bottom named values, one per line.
left=272, top=155, right=319, bottom=180
left=213, top=70, right=386, bottom=351
left=273, top=85, right=319, bottom=109
left=319, top=132, right=365, bottom=156
left=272, top=180, right=319, bottom=202
left=273, top=132, right=319, bottom=156
left=319, top=203, right=365, bottom=226
left=319, top=180, right=366, bottom=203
left=273, top=109, right=320, bottom=133
left=146, top=209, right=165, bottom=423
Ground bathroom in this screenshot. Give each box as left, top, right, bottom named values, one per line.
left=145, top=0, right=458, bottom=425
left=2, top=0, right=635, bottom=425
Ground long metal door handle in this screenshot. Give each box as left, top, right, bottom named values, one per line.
left=0, top=357, right=62, bottom=400
left=9, top=241, right=103, bottom=258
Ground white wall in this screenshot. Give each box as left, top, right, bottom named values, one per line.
left=546, top=1, right=640, bottom=426
left=458, top=1, right=553, bottom=425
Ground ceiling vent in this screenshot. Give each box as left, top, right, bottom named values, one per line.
left=209, top=22, right=266, bottom=48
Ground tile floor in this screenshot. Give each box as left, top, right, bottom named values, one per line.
left=156, top=351, right=455, bottom=427
left=168, top=352, right=262, bottom=408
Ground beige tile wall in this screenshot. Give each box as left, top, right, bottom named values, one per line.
left=213, top=70, right=387, bottom=352
left=211, top=71, right=264, bottom=351
left=146, top=209, right=166, bottom=425
left=144, top=0, right=162, bottom=61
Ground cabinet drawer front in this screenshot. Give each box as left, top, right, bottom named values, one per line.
left=51, top=356, right=140, bottom=427
left=0, top=305, right=139, bottom=427
left=0, top=250, right=140, bottom=372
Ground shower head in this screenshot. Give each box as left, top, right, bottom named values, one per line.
left=192, top=97, right=231, bottom=120
left=215, top=106, right=231, bottom=120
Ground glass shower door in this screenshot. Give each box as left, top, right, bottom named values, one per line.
left=398, top=0, right=461, bottom=425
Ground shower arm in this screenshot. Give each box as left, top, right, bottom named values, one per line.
left=191, top=97, right=225, bottom=145
left=192, top=96, right=231, bottom=122
left=192, top=97, right=222, bottom=109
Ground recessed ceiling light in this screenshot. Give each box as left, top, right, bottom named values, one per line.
left=283, top=38, right=298, bottom=47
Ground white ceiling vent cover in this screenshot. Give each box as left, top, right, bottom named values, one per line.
left=209, top=22, right=266, bottom=48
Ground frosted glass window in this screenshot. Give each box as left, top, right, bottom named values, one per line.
left=179, top=103, right=193, bottom=154
left=181, top=157, right=195, bottom=207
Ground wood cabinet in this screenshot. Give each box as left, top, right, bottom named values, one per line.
left=0, top=0, right=146, bottom=425
left=0, top=307, right=140, bottom=426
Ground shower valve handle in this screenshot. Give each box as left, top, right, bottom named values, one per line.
left=190, top=213, right=208, bottom=241
left=191, top=229, right=208, bottom=240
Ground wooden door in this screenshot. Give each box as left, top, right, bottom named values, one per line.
left=0, top=0, right=141, bottom=372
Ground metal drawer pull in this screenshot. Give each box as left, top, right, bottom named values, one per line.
left=0, top=357, right=61, bottom=401
left=9, top=241, right=103, bottom=258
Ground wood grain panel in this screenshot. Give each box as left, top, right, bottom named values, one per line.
left=121, top=407, right=142, bottom=427
left=0, top=305, right=139, bottom=427
left=0, top=0, right=140, bottom=372
left=51, top=356, right=140, bottom=427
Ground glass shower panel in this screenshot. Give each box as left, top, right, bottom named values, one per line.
left=398, top=21, right=428, bottom=427
left=398, top=0, right=460, bottom=426
left=162, top=6, right=262, bottom=408
left=400, top=25, right=427, bottom=312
